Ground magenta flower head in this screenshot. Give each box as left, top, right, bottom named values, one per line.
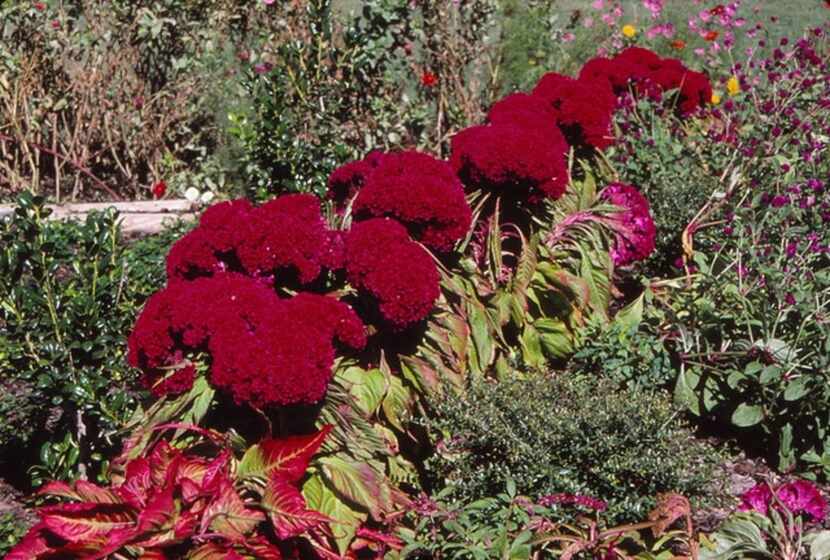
left=777, top=480, right=827, bottom=522
left=739, top=483, right=774, bottom=515
left=739, top=480, right=827, bottom=522
left=600, top=183, right=657, bottom=266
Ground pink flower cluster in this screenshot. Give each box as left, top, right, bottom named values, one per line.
left=740, top=480, right=827, bottom=522
left=128, top=273, right=365, bottom=407
left=600, top=183, right=657, bottom=266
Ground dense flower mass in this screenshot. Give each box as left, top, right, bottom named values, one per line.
left=327, top=150, right=385, bottom=209
left=450, top=122, right=569, bottom=201
left=166, top=194, right=337, bottom=285
left=531, top=72, right=617, bottom=150
left=740, top=480, right=827, bottom=522
left=600, top=183, right=656, bottom=266
left=580, top=47, right=713, bottom=115
left=345, top=218, right=440, bottom=329
left=127, top=273, right=365, bottom=407
left=352, top=150, right=473, bottom=251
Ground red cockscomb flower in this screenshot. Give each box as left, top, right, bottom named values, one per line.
left=352, top=150, right=472, bottom=251
left=450, top=122, right=569, bottom=200
left=128, top=273, right=365, bottom=407
left=345, top=218, right=440, bottom=329
left=704, top=30, right=719, bottom=41
left=671, top=39, right=686, bottom=50
left=709, top=4, right=726, bottom=16
left=327, top=150, right=385, bottom=209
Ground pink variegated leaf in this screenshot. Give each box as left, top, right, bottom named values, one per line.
left=136, top=483, right=176, bottom=534
left=263, top=477, right=329, bottom=540
left=237, top=425, right=333, bottom=483
left=40, top=502, right=135, bottom=543
left=199, top=479, right=265, bottom=539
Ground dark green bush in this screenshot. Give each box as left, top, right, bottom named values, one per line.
left=0, top=193, right=183, bottom=485
left=427, top=373, right=725, bottom=523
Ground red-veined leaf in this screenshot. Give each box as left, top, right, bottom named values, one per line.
left=237, top=425, right=332, bottom=482
left=40, top=502, right=135, bottom=543
left=199, top=479, right=264, bottom=540
left=264, top=477, right=329, bottom=539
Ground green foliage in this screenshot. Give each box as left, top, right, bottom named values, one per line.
left=668, top=30, right=830, bottom=475
left=0, top=512, right=29, bottom=556
left=701, top=511, right=830, bottom=560
left=569, top=293, right=676, bottom=390
left=232, top=0, right=412, bottom=199
left=427, top=373, right=724, bottom=523
left=0, top=193, right=181, bottom=484
left=400, top=481, right=542, bottom=559
left=609, top=99, right=727, bottom=273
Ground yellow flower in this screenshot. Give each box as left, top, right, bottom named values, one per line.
left=727, top=75, right=740, bottom=96
left=622, top=24, right=637, bottom=38
left=711, top=93, right=722, bottom=105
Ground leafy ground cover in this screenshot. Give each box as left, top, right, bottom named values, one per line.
left=1, top=0, right=830, bottom=559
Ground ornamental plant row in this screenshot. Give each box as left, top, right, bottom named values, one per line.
left=10, top=46, right=711, bottom=558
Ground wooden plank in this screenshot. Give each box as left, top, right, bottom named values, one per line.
left=0, top=199, right=198, bottom=236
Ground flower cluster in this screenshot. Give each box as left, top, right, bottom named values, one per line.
left=166, top=195, right=339, bottom=284
left=351, top=150, right=472, bottom=252
left=450, top=46, right=711, bottom=203
left=345, top=218, right=440, bottom=330
left=581, top=47, right=712, bottom=115
left=740, top=480, right=827, bottom=523
left=600, top=183, right=657, bottom=266
left=531, top=73, right=617, bottom=150
left=128, top=273, right=366, bottom=407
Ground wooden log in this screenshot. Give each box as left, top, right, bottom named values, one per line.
left=0, top=199, right=199, bottom=236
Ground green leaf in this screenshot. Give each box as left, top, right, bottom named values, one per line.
left=535, top=318, right=573, bottom=359
left=784, top=377, right=810, bottom=401
left=319, top=456, right=392, bottom=520
left=519, top=324, right=544, bottom=369
left=381, top=375, right=411, bottom=432
left=731, top=404, right=764, bottom=428
left=303, top=474, right=366, bottom=554
left=347, top=367, right=388, bottom=416
left=674, top=367, right=702, bottom=416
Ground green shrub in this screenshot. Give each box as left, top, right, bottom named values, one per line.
left=609, top=99, right=727, bottom=274
left=427, top=373, right=725, bottom=523
left=0, top=193, right=183, bottom=484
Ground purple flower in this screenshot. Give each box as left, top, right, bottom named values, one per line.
left=778, top=481, right=827, bottom=522
left=771, top=195, right=789, bottom=208
left=740, top=483, right=773, bottom=515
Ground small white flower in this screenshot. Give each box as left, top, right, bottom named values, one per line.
left=200, top=191, right=215, bottom=204
left=184, top=187, right=200, bottom=202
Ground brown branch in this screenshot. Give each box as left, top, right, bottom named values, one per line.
left=0, top=132, right=120, bottom=200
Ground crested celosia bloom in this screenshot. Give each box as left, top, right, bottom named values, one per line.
left=450, top=122, right=569, bottom=201
left=600, top=183, right=656, bottom=266
left=487, top=92, right=560, bottom=133
left=166, top=195, right=338, bottom=286
left=532, top=72, right=617, bottom=150
left=581, top=47, right=713, bottom=115
left=127, top=273, right=365, bottom=407
left=352, top=150, right=472, bottom=252
left=327, top=150, right=385, bottom=209
left=740, top=480, right=827, bottom=523
left=345, top=218, right=440, bottom=329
